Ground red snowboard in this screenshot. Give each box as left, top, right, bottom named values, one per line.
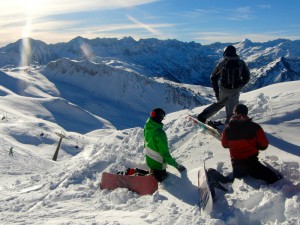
left=100, top=172, right=158, bottom=195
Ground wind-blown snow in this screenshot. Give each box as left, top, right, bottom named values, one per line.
left=0, top=62, right=299, bottom=224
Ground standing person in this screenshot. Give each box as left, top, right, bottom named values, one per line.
left=197, top=45, right=250, bottom=124
left=9, top=147, right=13, bottom=156
left=222, top=104, right=281, bottom=184
left=144, top=108, right=186, bottom=182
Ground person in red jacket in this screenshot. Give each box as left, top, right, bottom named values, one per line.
left=222, top=104, right=281, bottom=184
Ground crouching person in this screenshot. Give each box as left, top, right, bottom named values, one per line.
left=222, top=104, right=282, bottom=184
left=144, top=108, right=186, bottom=182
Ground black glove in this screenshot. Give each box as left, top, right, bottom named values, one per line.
left=177, top=165, right=186, bottom=172
left=215, top=92, right=219, bottom=101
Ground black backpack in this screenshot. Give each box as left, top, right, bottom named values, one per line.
left=220, top=59, right=243, bottom=89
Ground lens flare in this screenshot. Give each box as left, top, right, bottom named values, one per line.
left=20, top=37, right=31, bottom=68
left=80, top=43, right=94, bottom=60
left=21, top=16, right=32, bottom=68
left=20, top=0, right=42, bottom=68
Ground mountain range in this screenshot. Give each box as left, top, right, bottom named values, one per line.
left=1, top=37, right=300, bottom=92
left=1, top=37, right=300, bottom=130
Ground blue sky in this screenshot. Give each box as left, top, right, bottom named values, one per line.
left=1, top=0, right=299, bottom=47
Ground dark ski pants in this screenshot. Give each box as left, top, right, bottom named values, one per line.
left=232, top=156, right=280, bottom=184
left=198, top=86, right=241, bottom=123
left=150, top=169, right=168, bottom=182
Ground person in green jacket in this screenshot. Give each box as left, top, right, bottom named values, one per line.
left=144, top=108, right=186, bottom=182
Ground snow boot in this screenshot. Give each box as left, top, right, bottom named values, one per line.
left=207, top=120, right=223, bottom=129
left=197, top=114, right=206, bottom=123
left=206, top=168, right=233, bottom=198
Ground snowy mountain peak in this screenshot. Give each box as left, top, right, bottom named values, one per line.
left=1, top=37, right=300, bottom=90
left=238, top=38, right=253, bottom=48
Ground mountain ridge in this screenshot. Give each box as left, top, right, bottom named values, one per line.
left=41, top=58, right=210, bottom=128
left=1, top=37, right=300, bottom=91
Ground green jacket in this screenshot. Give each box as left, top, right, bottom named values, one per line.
left=144, top=118, right=178, bottom=170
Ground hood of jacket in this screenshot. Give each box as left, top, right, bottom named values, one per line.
left=144, top=117, right=163, bottom=135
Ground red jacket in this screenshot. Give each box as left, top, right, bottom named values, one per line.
left=222, top=115, right=269, bottom=160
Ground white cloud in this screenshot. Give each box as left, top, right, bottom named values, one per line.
left=184, top=6, right=254, bottom=21
left=194, top=31, right=300, bottom=44
left=127, top=15, right=162, bottom=36
left=259, top=4, right=271, bottom=9
left=0, top=0, right=160, bottom=45
left=0, top=0, right=160, bottom=17
left=0, top=1, right=298, bottom=47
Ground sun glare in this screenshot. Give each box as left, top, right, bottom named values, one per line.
left=19, top=0, right=47, bottom=36
left=19, top=0, right=47, bottom=67
left=21, top=0, right=46, bottom=13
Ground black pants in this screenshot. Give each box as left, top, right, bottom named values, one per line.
left=207, top=168, right=233, bottom=198
left=232, top=156, right=280, bottom=184
left=150, top=169, right=168, bottom=182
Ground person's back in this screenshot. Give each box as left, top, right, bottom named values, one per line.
left=215, top=57, right=248, bottom=90
left=197, top=45, right=250, bottom=124
left=222, top=104, right=281, bottom=184
left=222, top=114, right=268, bottom=160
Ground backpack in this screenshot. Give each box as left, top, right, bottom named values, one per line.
left=220, top=59, right=243, bottom=89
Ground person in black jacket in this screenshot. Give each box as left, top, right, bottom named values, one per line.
left=197, top=45, right=250, bottom=124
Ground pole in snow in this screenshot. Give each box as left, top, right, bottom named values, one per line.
left=53, top=131, right=66, bottom=161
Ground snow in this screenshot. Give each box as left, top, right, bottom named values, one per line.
left=1, top=37, right=300, bottom=91
left=0, top=65, right=299, bottom=225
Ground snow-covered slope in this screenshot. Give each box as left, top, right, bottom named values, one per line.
left=0, top=67, right=299, bottom=224
left=41, top=58, right=210, bottom=129
left=0, top=62, right=211, bottom=134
